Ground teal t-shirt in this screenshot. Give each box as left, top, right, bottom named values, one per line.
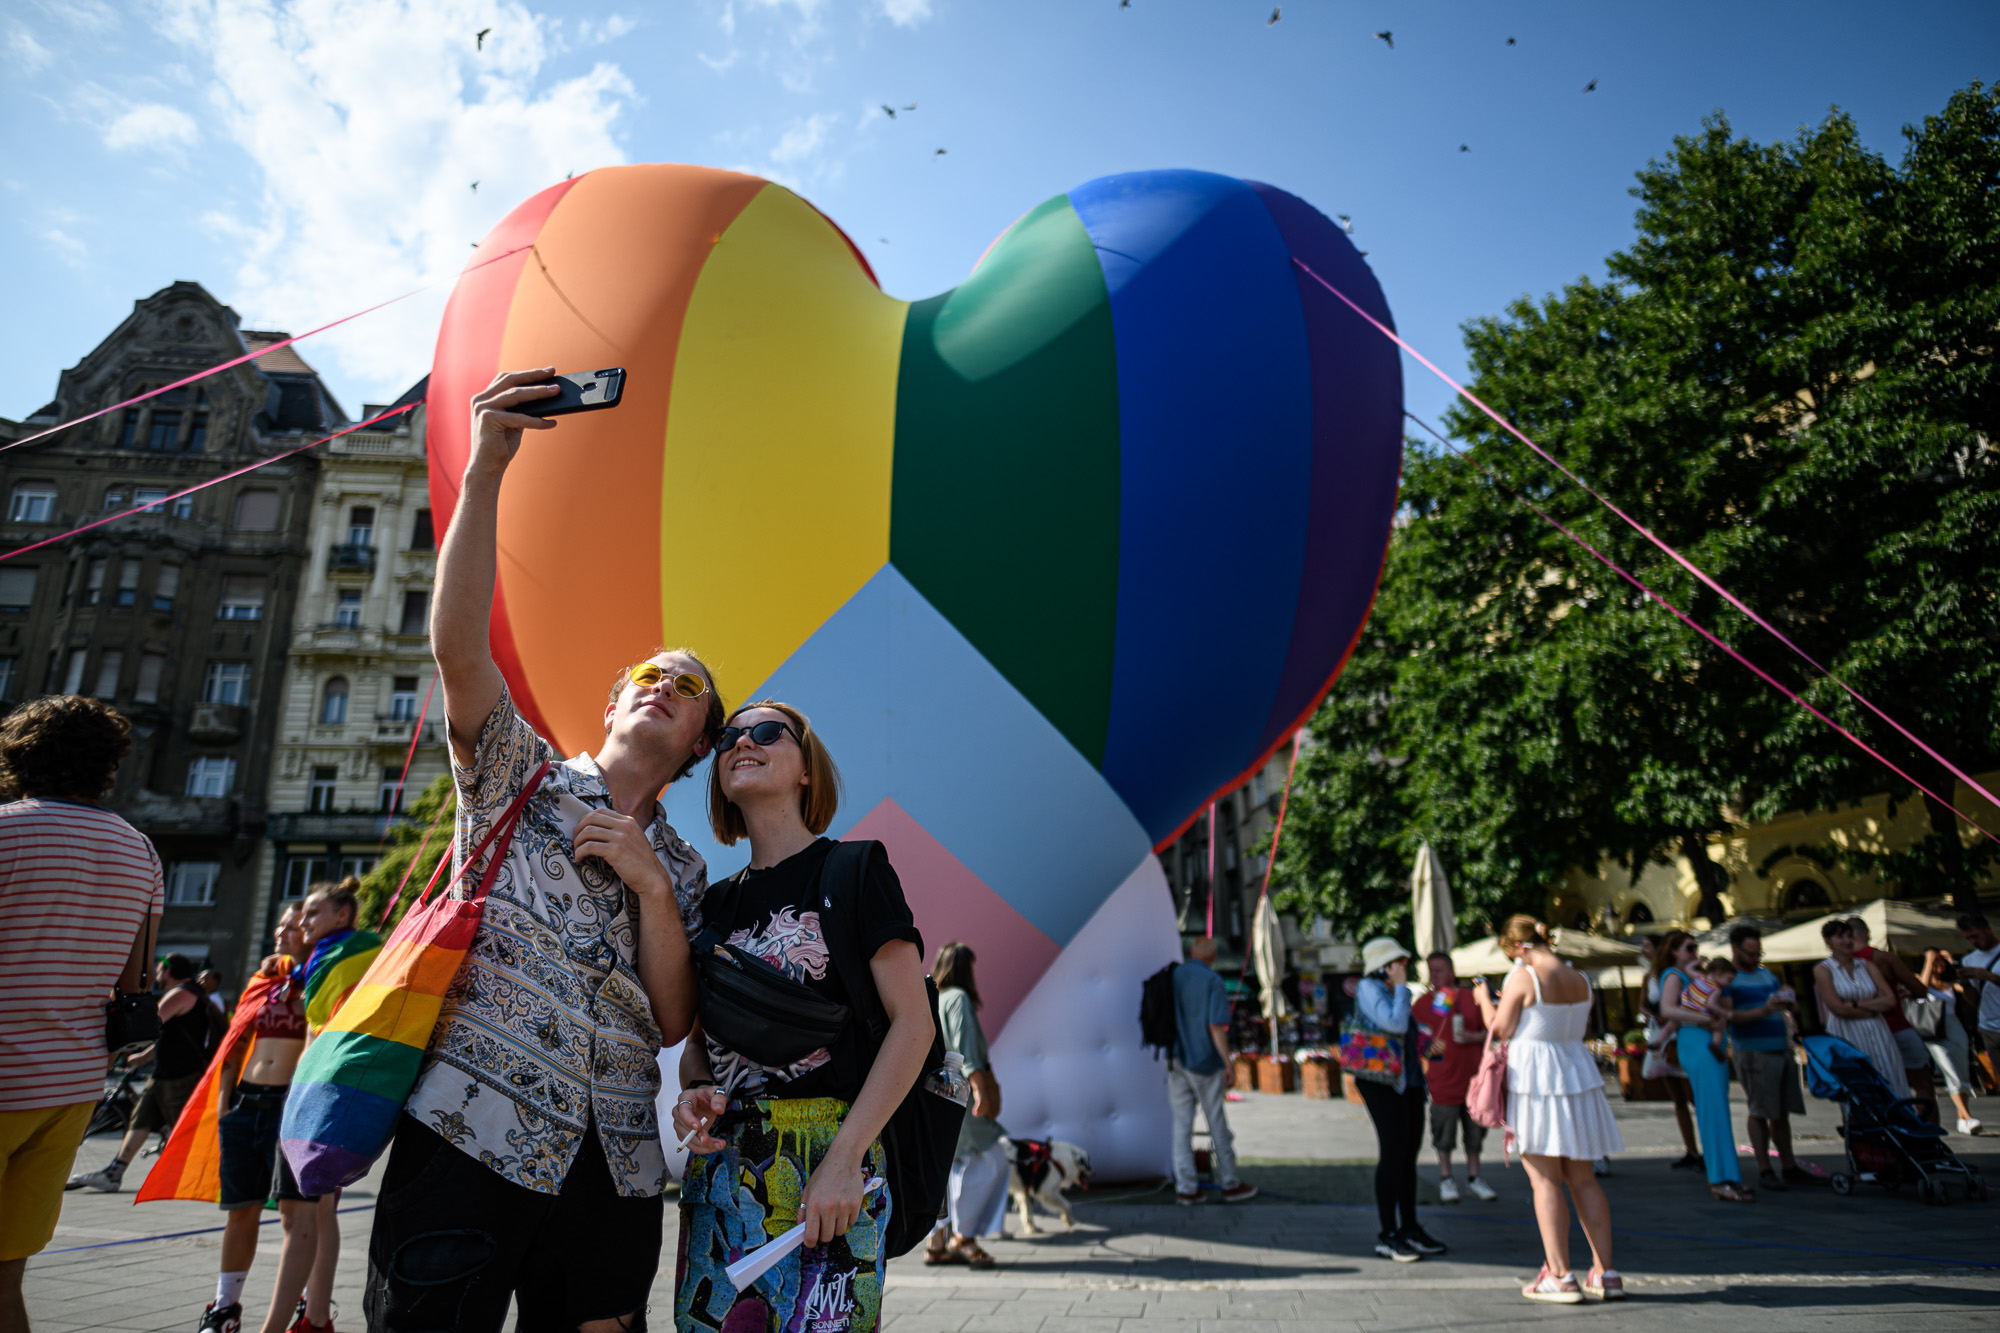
left=938, top=985, right=1004, bottom=1156
left=1726, top=966, right=1790, bottom=1052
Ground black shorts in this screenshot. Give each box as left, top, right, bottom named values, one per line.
left=217, top=1083, right=323, bottom=1210
left=364, top=1115, right=663, bottom=1333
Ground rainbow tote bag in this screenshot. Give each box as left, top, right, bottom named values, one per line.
left=279, top=761, right=551, bottom=1194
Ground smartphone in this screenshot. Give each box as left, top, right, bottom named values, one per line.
left=520, top=368, right=626, bottom=418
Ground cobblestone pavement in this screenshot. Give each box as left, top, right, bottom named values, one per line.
left=28, top=1080, right=2000, bottom=1331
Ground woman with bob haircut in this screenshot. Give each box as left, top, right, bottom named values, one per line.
left=1813, top=916, right=1909, bottom=1099
left=671, top=701, right=933, bottom=1333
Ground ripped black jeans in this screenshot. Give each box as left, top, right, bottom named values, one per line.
left=364, top=1115, right=663, bottom=1333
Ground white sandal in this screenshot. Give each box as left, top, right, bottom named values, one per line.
left=1522, top=1264, right=1583, bottom=1304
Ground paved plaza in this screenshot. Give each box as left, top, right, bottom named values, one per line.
left=27, top=1080, right=2000, bottom=1331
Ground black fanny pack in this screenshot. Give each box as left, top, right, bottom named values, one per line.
left=692, top=930, right=849, bottom=1068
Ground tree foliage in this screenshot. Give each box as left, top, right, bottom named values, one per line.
left=356, top=774, right=457, bottom=932
left=1276, top=84, right=2000, bottom=937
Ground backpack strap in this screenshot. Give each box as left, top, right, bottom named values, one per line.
left=818, top=840, right=888, bottom=1044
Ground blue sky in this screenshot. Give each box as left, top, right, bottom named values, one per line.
left=2, top=0, right=1994, bottom=429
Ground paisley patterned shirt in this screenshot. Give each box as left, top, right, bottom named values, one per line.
left=404, top=685, right=707, bottom=1197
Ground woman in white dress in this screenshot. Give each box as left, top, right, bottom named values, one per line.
left=1812, top=918, right=1911, bottom=1098
left=1478, top=915, right=1624, bottom=1304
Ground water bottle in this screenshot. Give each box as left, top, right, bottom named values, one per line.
left=923, top=1050, right=972, bottom=1107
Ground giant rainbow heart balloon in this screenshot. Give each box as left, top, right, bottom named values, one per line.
left=428, top=165, right=1400, bottom=1176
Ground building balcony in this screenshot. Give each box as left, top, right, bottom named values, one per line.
left=120, top=791, right=237, bottom=838
left=186, top=701, right=247, bottom=743
left=328, top=543, right=376, bottom=573
left=267, top=810, right=392, bottom=843
left=371, top=715, right=439, bottom=746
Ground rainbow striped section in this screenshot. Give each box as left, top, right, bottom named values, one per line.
left=303, top=928, right=381, bottom=1031
left=279, top=902, right=479, bottom=1193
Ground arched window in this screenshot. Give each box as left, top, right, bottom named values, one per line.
left=1784, top=879, right=1831, bottom=912
left=1625, top=902, right=1655, bottom=926
left=319, top=676, right=349, bottom=725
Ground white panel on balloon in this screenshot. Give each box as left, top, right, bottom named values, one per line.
left=988, top=853, right=1183, bottom=1183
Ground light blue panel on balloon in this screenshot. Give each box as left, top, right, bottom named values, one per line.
left=660, top=565, right=1156, bottom=948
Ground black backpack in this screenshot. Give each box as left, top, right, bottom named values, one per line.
left=1139, top=962, right=1179, bottom=1060
left=819, top=840, right=964, bottom=1260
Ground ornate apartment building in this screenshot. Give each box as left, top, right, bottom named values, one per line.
left=0, top=282, right=340, bottom=984
left=254, top=385, right=445, bottom=943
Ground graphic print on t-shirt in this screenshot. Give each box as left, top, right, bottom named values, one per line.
left=708, top=906, right=835, bottom=1094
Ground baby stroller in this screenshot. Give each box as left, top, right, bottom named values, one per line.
left=1801, top=1034, right=1988, bottom=1204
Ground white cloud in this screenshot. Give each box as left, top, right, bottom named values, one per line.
left=880, top=0, right=931, bottom=26
left=156, top=0, right=634, bottom=401
left=102, top=103, right=200, bottom=151
left=576, top=14, right=639, bottom=45
left=770, top=111, right=836, bottom=165
left=41, top=227, right=87, bottom=266
left=32, top=0, right=115, bottom=32
left=7, top=22, right=53, bottom=71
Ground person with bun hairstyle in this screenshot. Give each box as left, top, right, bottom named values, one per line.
left=673, top=701, right=933, bottom=1333
left=1477, top=915, right=1624, bottom=1303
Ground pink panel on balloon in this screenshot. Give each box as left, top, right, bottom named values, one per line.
left=844, top=796, right=1060, bottom=1034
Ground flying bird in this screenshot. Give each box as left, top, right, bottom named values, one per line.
left=935, top=147, right=947, bottom=155
left=470, top=181, right=479, bottom=192
left=1267, top=7, right=1280, bottom=24
left=903, top=102, right=917, bottom=110
left=1506, top=37, right=1516, bottom=46
left=882, top=104, right=896, bottom=118
left=476, top=27, right=490, bottom=50
left=1375, top=31, right=1392, bottom=48
left=1459, top=144, right=1469, bottom=153
left=1583, top=78, right=1598, bottom=93
left=1121, top=0, right=1130, bottom=7
left=1335, top=212, right=1352, bottom=232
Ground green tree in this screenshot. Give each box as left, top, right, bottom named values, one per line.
left=1276, top=84, right=2000, bottom=936
left=356, top=774, right=457, bottom=932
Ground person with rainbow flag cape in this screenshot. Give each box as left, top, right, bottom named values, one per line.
left=298, top=880, right=384, bottom=1037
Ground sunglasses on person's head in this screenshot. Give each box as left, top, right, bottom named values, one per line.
left=626, top=662, right=709, bottom=699
left=715, top=719, right=801, bottom=753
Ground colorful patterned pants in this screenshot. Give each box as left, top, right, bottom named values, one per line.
left=675, top=1096, right=891, bottom=1333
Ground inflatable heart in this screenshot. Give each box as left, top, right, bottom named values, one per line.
left=428, top=165, right=1400, bottom=1177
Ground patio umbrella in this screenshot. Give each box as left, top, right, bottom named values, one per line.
left=1451, top=928, right=1642, bottom=977
left=1411, top=843, right=1457, bottom=961
left=1251, top=893, right=1290, bottom=1055
left=1759, top=899, right=1966, bottom=963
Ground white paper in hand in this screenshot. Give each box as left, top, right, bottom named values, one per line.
left=723, top=1177, right=885, bottom=1292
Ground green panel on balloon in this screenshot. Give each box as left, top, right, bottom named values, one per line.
left=890, top=195, right=1122, bottom=766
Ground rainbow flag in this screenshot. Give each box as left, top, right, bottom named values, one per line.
left=278, top=885, right=481, bottom=1194
left=303, top=928, right=382, bottom=1033
left=136, top=963, right=294, bottom=1205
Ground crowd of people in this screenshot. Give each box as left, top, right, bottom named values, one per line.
left=0, top=364, right=1996, bottom=1333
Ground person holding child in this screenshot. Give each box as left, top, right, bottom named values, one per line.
left=1656, top=932, right=1751, bottom=1202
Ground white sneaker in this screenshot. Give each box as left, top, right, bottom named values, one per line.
left=1438, top=1177, right=1461, bottom=1203
left=65, top=1166, right=124, bottom=1193
left=1468, top=1176, right=1498, bottom=1201
left=1958, top=1117, right=1982, bottom=1136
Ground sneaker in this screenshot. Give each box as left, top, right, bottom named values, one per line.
left=1175, top=1189, right=1204, bottom=1205
left=1397, top=1226, right=1448, bottom=1256
left=1218, top=1181, right=1259, bottom=1204
left=1958, top=1117, right=1983, bottom=1136
left=1522, top=1265, right=1582, bottom=1304
left=286, top=1314, right=333, bottom=1333
left=65, top=1165, right=124, bottom=1193
left=198, top=1302, right=243, bottom=1333
left=1669, top=1152, right=1703, bottom=1171
left=1467, top=1176, right=1498, bottom=1201
left=1437, top=1177, right=1461, bottom=1203
left=1581, top=1268, right=1626, bottom=1301
left=1373, top=1233, right=1422, bottom=1263
left=1592, top=1157, right=1612, bottom=1177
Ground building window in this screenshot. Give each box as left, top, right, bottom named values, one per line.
left=319, top=677, right=348, bottom=724
left=202, top=661, right=251, bottom=704
left=188, top=412, right=209, bottom=451
left=308, top=765, right=338, bottom=812
left=166, top=862, right=221, bottom=906
left=398, top=591, right=428, bottom=636
left=347, top=506, right=375, bottom=547
left=186, top=756, right=236, bottom=797
left=83, top=559, right=106, bottom=606
left=378, top=766, right=406, bottom=813
left=334, top=590, right=362, bottom=628
left=115, top=559, right=141, bottom=607
left=135, top=653, right=165, bottom=704
left=93, top=650, right=122, bottom=699
left=146, top=412, right=182, bottom=451
left=1784, top=879, right=1832, bottom=912
left=0, top=567, right=36, bottom=613
left=340, top=855, right=376, bottom=881
left=217, top=575, right=265, bottom=621
left=8, top=486, right=57, bottom=524
left=104, top=488, right=126, bottom=511
left=283, top=856, right=328, bottom=900
left=409, top=509, right=434, bottom=551
left=135, top=487, right=169, bottom=513
left=388, top=676, right=420, bottom=721
left=62, top=649, right=87, bottom=695
left=117, top=410, right=141, bottom=448
left=153, top=564, right=179, bottom=612
left=232, top=490, right=280, bottom=531
left=0, top=657, right=16, bottom=701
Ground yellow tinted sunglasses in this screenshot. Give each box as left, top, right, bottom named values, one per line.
left=627, top=662, right=709, bottom=699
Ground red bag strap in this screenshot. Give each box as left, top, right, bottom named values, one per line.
left=415, top=759, right=554, bottom=909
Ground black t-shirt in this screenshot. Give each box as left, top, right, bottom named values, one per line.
left=699, top=838, right=920, bottom=1102
left=153, top=981, right=215, bottom=1079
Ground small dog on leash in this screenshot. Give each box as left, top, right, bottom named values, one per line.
left=999, top=1136, right=1091, bottom=1233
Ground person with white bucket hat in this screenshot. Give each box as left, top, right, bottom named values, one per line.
left=1350, top=937, right=1449, bottom=1262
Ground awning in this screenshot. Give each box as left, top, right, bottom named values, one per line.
left=1758, top=899, right=1966, bottom=963
left=1452, top=928, right=1641, bottom=977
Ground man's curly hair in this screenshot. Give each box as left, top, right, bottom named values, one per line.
left=0, top=695, right=132, bottom=801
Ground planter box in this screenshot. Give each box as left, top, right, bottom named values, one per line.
left=1299, top=1061, right=1335, bottom=1100
left=1231, top=1055, right=1257, bottom=1092
left=1256, top=1056, right=1298, bottom=1094
left=1343, top=1067, right=1365, bottom=1104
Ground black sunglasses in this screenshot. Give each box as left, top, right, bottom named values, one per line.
left=715, top=719, right=801, bottom=753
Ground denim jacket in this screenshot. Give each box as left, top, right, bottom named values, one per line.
left=1356, top=975, right=1424, bottom=1095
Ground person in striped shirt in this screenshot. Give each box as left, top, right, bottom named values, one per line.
left=0, top=696, right=163, bottom=1330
